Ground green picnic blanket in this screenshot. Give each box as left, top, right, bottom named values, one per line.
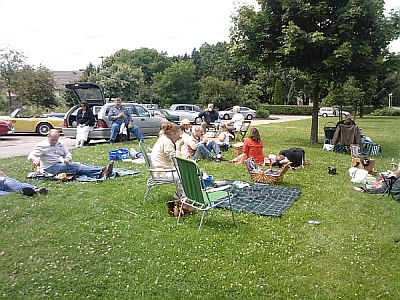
left=217, top=183, right=301, bottom=217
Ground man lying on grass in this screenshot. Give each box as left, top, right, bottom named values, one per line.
left=28, top=129, right=114, bottom=179
left=0, top=170, right=47, bottom=196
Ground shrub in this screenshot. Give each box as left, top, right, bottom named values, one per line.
left=260, top=104, right=313, bottom=115
left=370, top=107, right=400, bottom=116
left=256, top=108, right=270, bottom=119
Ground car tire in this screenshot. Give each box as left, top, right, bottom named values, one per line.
left=246, top=114, right=253, bottom=120
left=322, top=113, right=328, bottom=118
left=37, top=123, right=52, bottom=136
left=194, top=117, right=202, bottom=125
left=223, top=114, right=230, bottom=120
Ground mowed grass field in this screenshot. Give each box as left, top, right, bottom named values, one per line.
left=0, top=116, right=399, bottom=299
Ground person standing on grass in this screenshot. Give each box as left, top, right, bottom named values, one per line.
left=0, top=170, right=48, bottom=196
left=108, top=97, right=144, bottom=144
left=28, top=129, right=114, bottom=179
left=75, top=101, right=95, bottom=148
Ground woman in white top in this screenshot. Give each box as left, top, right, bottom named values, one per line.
left=150, top=122, right=183, bottom=179
left=228, top=105, right=244, bottom=132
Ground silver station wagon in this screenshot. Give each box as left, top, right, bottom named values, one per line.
left=63, top=83, right=165, bottom=142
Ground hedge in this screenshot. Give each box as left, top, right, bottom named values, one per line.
left=258, top=104, right=375, bottom=116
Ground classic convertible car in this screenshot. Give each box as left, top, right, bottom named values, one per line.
left=0, top=108, right=63, bottom=135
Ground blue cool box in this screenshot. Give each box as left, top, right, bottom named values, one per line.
left=203, top=175, right=214, bottom=187
left=109, top=149, right=130, bottom=161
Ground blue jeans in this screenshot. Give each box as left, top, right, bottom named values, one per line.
left=45, top=162, right=103, bottom=178
left=110, top=121, right=144, bottom=142
left=192, top=141, right=221, bottom=160
left=0, top=176, right=37, bottom=196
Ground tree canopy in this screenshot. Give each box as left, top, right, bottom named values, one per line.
left=231, top=0, right=400, bottom=142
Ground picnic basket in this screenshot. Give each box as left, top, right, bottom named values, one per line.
left=233, top=142, right=244, bottom=156
left=245, top=157, right=292, bottom=184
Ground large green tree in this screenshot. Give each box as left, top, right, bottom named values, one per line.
left=16, top=65, right=57, bottom=109
left=0, top=48, right=26, bottom=108
left=231, top=0, right=400, bottom=143
left=153, top=61, right=200, bottom=106
left=89, top=63, right=144, bottom=101
left=198, top=76, right=238, bottom=109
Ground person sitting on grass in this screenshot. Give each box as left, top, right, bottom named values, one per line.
left=230, top=128, right=265, bottom=165
left=216, top=123, right=233, bottom=151
left=179, top=119, right=193, bottom=159
left=352, top=170, right=400, bottom=201
left=187, top=127, right=223, bottom=162
left=28, top=129, right=114, bottom=179
left=0, top=170, right=48, bottom=196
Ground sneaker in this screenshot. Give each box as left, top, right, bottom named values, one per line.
left=215, top=157, right=222, bottom=162
left=36, top=187, right=48, bottom=194
left=21, top=187, right=35, bottom=196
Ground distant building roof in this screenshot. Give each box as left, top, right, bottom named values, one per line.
left=53, top=71, right=83, bottom=90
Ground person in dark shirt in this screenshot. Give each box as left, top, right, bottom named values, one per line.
left=75, top=101, right=95, bottom=148
left=198, top=103, right=219, bottom=132
left=273, top=148, right=305, bottom=168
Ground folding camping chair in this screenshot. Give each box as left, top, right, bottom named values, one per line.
left=173, top=157, right=236, bottom=231
left=234, top=120, right=251, bottom=141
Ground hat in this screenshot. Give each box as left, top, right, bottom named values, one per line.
left=180, top=119, right=191, bottom=125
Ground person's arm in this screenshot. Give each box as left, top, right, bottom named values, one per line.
left=0, top=170, right=5, bottom=176
left=242, top=139, right=249, bottom=155
left=28, top=145, right=42, bottom=166
left=108, top=107, right=117, bottom=121
left=85, top=109, right=95, bottom=126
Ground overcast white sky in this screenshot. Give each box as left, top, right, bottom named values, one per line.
left=0, top=0, right=399, bottom=71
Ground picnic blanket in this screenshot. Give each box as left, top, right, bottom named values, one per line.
left=217, top=183, right=301, bottom=217
left=27, top=168, right=140, bottom=182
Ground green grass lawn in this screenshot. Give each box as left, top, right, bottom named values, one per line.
left=1, top=116, right=399, bottom=299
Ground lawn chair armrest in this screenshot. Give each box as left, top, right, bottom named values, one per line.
left=205, top=185, right=232, bottom=193
left=148, top=168, right=176, bottom=173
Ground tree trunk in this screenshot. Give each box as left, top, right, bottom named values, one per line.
left=310, top=84, right=320, bottom=144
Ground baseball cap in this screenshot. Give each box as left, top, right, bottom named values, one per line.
left=180, top=119, right=191, bottom=125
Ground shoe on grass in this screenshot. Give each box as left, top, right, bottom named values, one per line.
left=21, top=187, right=35, bottom=196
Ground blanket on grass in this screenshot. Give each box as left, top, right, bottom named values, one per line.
left=27, top=168, right=140, bottom=182
left=217, top=183, right=301, bottom=217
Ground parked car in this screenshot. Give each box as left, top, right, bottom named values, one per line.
left=0, top=108, right=63, bottom=135
left=0, top=120, right=14, bottom=136
left=63, top=83, right=165, bottom=141
left=218, top=106, right=256, bottom=120
left=168, top=104, right=203, bottom=124
left=318, top=107, right=350, bottom=117
left=41, top=112, right=65, bottom=119
left=149, top=109, right=180, bottom=123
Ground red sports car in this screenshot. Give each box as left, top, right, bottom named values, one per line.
left=0, top=120, right=14, bottom=136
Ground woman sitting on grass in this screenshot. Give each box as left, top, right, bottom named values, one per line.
left=230, top=128, right=265, bottom=165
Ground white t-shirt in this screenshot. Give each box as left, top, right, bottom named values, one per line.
left=231, top=113, right=244, bottom=130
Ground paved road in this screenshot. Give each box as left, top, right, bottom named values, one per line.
left=0, top=115, right=311, bottom=158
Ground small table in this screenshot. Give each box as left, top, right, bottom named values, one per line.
left=380, top=173, right=399, bottom=199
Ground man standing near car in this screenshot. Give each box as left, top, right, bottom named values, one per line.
left=108, top=98, right=144, bottom=143
left=198, top=103, right=219, bottom=132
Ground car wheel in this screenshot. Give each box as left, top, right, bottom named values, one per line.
left=37, top=123, right=52, bottom=136
left=194, top=117, right=202, bottom=125
left=322, top=113, right=328, bottom=118
left=223, top=114, right=230, bottom=120
left=246, top=114, right=253, bottom=120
